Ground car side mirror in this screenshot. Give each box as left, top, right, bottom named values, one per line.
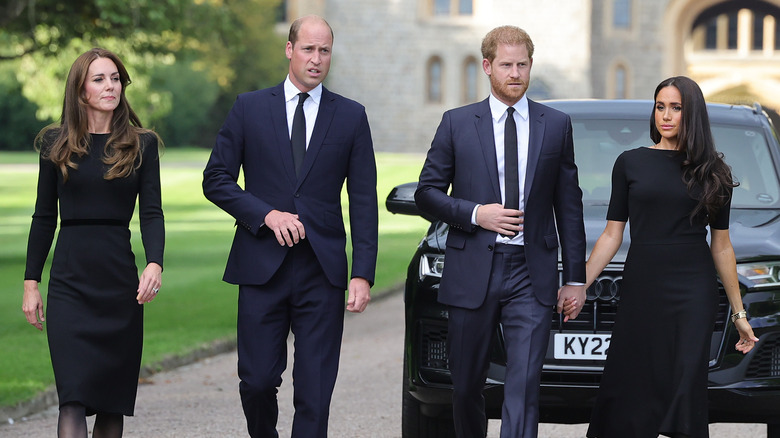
left=385, top=182, right=438, bottom=222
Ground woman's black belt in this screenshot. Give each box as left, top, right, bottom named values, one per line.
left=61, top=219, right=129, bottom=227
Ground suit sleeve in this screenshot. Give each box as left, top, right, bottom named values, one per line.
left=415, top=111, right=478, bottom=232
left=138, top=133, right=165, bottom=268
left=202, top=94, right=276, bottom=234
left=346, top=110, right=379, bottom=285
left=553, top=115, right=586, bottom=284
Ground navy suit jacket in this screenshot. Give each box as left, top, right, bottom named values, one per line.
left=415, top=98, right=586, bottom=308
left=203, top=82, right=378, bottom=290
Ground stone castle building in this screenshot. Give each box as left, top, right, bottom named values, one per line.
left=281, top=0, right=780, bottom=152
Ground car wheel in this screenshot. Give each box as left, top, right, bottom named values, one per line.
left=402, top=351, right=456, bottom=437
left=769, top=423, right=780, bottom=438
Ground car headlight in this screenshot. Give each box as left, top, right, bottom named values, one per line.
left=419, top=253, right=445, bottom=280
left=737, top=261, right=780, bottom=288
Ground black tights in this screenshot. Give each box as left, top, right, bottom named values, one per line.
left=57, top=403, right=86, bottom=438
left=57, top=402, right=124, bottom=438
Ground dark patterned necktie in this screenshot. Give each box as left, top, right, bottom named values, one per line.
left=291, top=92, right=310, bottom=176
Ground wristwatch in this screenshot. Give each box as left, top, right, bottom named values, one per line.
left=731, top=309, right=748, bottom=323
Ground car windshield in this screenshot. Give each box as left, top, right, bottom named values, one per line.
left=573, top=118, right=780, bottom=208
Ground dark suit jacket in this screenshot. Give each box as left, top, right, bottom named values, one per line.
left=203, top=82, right=378, bottom=290
left=415, top=98, right=586, bottom=308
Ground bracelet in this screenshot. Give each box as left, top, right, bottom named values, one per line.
left=731, top=309, right=747, bottom=323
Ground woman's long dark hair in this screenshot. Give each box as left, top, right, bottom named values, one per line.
left=35, top=48, right=154, bottom=181
left=649, top=76, right=738, bottom=223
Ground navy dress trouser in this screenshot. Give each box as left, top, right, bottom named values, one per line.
left=447, top=244, right=552, bottom=438
left=237, top=240, right=345, bottom=438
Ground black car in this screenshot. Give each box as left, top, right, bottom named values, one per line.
left=387, top=100, right=780, bottom=437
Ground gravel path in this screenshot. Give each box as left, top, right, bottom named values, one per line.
left=1, top=290, right=766, bottom=437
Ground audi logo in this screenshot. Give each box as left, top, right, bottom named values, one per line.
left=586, top=275, right=622, bottom=302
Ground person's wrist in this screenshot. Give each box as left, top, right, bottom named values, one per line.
left=731, top=309, right=747, bottom=323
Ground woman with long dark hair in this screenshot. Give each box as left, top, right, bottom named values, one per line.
left=579, top=76, right=758, bottom=437
left=22, top=48, right=164, bottom=437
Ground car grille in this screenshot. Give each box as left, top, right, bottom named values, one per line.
left=419, top=321, right=449, bottom=370
left=551, top=272, right=622, bottom=331
left=551, top=272, right=730, bottom=332
left=746, top=335, right=780, bottom=378
left=417, top=278, right=732, bottom=383
left=714, top=286, right=730, bottom=331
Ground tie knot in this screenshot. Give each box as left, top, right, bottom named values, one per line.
left=297, top=92, right=310, bottom=106
left=507, top=106, right=515, bottom=116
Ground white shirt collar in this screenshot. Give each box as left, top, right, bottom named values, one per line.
left=284, top=76, right=323, bottom=104
left=488, top=93, right=529, bottom=122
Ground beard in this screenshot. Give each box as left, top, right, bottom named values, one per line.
left=490, top=75, right=528, bottom=104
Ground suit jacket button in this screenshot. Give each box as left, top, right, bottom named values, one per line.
left=488, top=245, right=494, bottom=251
left=294, top=193, right=300, bottom=198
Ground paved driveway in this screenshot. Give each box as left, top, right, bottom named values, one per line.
left=1, top=291, right=766, bottom=437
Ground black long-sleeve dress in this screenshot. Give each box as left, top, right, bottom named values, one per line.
left=24, top=132, right=164, bottom=415
left=587, top=147, right=730, bottom=438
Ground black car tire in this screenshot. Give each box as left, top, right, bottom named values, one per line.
left=402, top=351, right=456, bottom=437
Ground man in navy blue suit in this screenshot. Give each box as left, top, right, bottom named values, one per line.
left=202, top=15, right=377, bottom=438
left=415, top=26, right=586, bottom=437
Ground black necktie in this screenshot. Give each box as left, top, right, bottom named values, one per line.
left=291, top=92, right=310, bottom=176
left=504, top=107, right=519, bottom=210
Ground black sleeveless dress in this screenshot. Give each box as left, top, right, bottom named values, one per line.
left=25, top=132, right=164, bottom=415
left=587, top=147, right=729, bottom=438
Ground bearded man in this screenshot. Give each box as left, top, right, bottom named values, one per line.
left=415, top=25, right=587, bottom=438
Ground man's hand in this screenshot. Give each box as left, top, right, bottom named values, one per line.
left=264, top=210, right=306, bottom=247
left=346, top=277, right=371, bottom=313
left=557, top=284, right=586, bottom=322
left=476, top=203, right=523, bottom=236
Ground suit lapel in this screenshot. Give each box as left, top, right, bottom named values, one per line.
left=475, top=99, right=502, bottom=203
left=295, top=87, right=336, bottom=189
left=270, top=83, right=297, bottom=184
left=524, top=100, right=545, bottom=202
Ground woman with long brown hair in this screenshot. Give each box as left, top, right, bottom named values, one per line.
left=22, top=48, right=164, bottom=437
left=579, top=76, right=758, bottom=437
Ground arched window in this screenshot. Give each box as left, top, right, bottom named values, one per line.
left=459, top=0, right=473, bottom=15
left=427, top=56, right=443, bottom=104
left=433, top=0, right=449, bottom=15
left=431, top=0, right=473, bottom=16
left=463, top=57, right=479, bottom=103
left=615, top=66, right=627, bottom=99
left=613, top=0, right=631, bottom=29
left=754, top=12, right=765, bottom=50
left=608, top=62, right=630, bottom=99
left=692, top=3, right=780, bottom=53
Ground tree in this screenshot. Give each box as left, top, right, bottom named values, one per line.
left=1, top=0, right=288, bottom=148
left=0, top=0, right=197, bottom=59
left=0, top=60, right=50, bottom=150
left=188, top=0, right=288, bottom=145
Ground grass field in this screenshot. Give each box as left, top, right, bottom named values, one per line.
left=0, top=148, right=429, bottom=407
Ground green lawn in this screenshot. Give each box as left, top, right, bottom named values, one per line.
left=0, top=149, right=428, bottom=407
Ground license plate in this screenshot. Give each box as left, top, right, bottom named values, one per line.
left=553, top=333, right=611, bottom=360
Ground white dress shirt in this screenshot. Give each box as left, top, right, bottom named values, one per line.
left=284, top=76, right=322, bottom=149
left=259, top=78, right=323, bottom=232
left=471, top=93, right=530, bottom=245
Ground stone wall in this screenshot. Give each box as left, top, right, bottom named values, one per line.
left=316, top=0, right=593, bottom=152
